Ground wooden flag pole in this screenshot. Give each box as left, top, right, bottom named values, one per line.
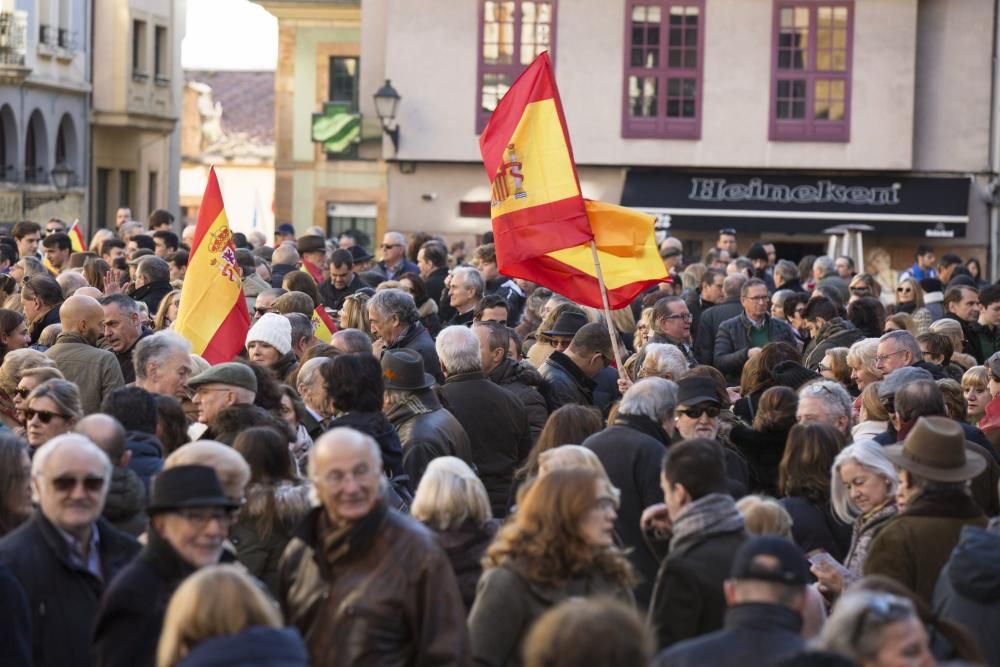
left=589, top=240, right=627, bottom=381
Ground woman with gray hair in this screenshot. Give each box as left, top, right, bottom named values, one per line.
left=812, top=440, right=898, bottom=598
left=816, top=590, right=934, bottom=667
left=24, top=379, right=82, bottom=453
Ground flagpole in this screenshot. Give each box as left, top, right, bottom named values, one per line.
left=589, top=240, right=627, bottom=381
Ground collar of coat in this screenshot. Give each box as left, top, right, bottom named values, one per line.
left=294, top=502, right=389, bottom=571
left=544, top=350, right=597, bottom=391
left=903, top=488, right=985, bottom=521
left=53, top=330, right=95, bottom=347
left=612, top=412, right=670, bottom=446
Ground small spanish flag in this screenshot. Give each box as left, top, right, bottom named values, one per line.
left=173, top=167, right=251, bottom=363
left=67, top=221, right=85, bottom=253
left=312, top=305, right=337, bottom=343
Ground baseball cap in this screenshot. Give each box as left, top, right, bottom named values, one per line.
left=729, top=535, right=809, bottom=586
left=676, top=376, right=721, bottom=407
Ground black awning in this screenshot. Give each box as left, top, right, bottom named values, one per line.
left=621, top=170, right=972, bottom=238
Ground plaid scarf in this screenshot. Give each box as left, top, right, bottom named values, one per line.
left=669, top=492, right=744, bottom=554
left=318, top=500, right=388, bottom=568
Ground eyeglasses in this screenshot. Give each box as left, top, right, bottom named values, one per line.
left=381, top=243, right=401, bottom=250
left=662, top=312, right=693, bottom=322
left=896, top=287, right=912, bottom=294
left=49, top=475, right=105, bottom=493
left=744, top=295, right=770, bottom=302
left=678, top=405, right=720, bottom=419
left=14, top=387, right=32, bottom=399
left=875, top=349, right=907, bottom=364
left=318, top=463, right=377, bottom=488
left=818, top=364, right=832, bottom=373
left=175, top=508, right=236, bottom=529
left=253, top=307, right=272, bottom=316
left=850, top=286, right=870, bottom=295
left=26, top=408, right=69, bottom=423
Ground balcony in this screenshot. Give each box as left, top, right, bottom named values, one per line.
left=0, top=11, right=28, bottom=82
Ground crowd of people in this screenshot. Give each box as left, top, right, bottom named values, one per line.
left=0, top=211, right=998, bottom=667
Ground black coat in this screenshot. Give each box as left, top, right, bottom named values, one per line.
left=780, top=495, right=852, bottom=562
left=270, top=263, right=296, bottom=288
left=489, top=358, right=549, bottom=443
left=649, top=527, right=747, bottom=650
left=318, top=273, right=366, bottom=311
left=0, top=561, right=31, bottom=667
left=693, top=298, right=743, bottom=365
left=727, top=422, right=791, bottom=497
left=583, top=413, right=670, bottom=609
left=385, top=389, right=474, bottom=488
left=0, top=513, right=140, bottom=667
left=538, top=350, right=595, bottom=412
left=440, top=371, right=532, bottom=517
left=801, top=317, right=865, bottom=371
left=131, top=280, right=173, bottom=315
left=328, top=410, right=405, bottom=479
left=125, top=430, right=164, bottom=493
left=653, top=603, right=805, bottom=667
left=432, top=518, right=500, bottom=612
left=28, top=306, right=61, bottom=346
left=383, top=322, right=444, bottom=384
left=715, top=312, right=796, bottom=385
left=93, top=528, right=212, bottom=667
left=112, top=327, right=153, bottom=384
left=424, top=266, right=449, bottom=309
left=176, top=626, right=310, bottom=667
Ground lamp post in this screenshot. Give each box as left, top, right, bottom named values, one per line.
left=51, top=161, right=73, bottom=191
left=373, top=79, right=401, bottom=154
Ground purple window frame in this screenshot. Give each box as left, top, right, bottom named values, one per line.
left=475, top=1, right=558, bottom=134
left=621, top=0, right=705, bottom=140
left=769, top=1, right=854, bottom=142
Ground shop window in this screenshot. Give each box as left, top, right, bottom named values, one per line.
left=622, top=1, right=704, bottom=139
left=770, top=2, right=853, bottom=141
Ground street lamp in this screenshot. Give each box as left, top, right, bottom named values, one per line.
left=51, top=161, right=73, bottom=191
left=373, top=79, right=401, bottom=154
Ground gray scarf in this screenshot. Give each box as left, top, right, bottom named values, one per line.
left=669, top=493, right=744, bottom=554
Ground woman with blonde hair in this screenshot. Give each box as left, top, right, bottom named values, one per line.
left=469, top=467, right=633, bottom=667
left=156, top=564, right=308, bottom=667
left=0, top=347, right=55, bottom=429
left=411, top=456, right=500, bottom=610
left=852, top=383, right=889, bottom=441
left=153, top=289, right=181, bottom=331
left=892, top=277, right=932, bottom=333
left=338, top=292, right=372, bottom=337
left=24, top=378, right=81, bottom=452
left=961, top=365, right=991, bottom=425
left=735, top=494, right=793, bottom=538
left=819, top=346, right=855, bottom=394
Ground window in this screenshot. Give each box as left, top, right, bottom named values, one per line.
left=326, top=202, right=376, bottom=244
left=132, top=20, right=147, bottom=79
left=148, top=171, right=158, bottom=216
left=119, top=170, right=134, bottom=209
left=329, top=57, right=359, bottom=111
left=622, top=1, right=704, bottom=139
left=96, top=168, right=110, bottom=228
left=154, top=26, right=168, bottom=82
left=476, top=1, right=556, bottom=133
left=769, top=2, right=852, bottom=141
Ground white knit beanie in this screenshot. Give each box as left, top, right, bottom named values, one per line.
left=246, top=312, right=292, bottom=355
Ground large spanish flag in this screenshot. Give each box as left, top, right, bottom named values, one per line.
left=479, top=53, right=666, bottom=309
left=174, top=168, right=251, bottom=363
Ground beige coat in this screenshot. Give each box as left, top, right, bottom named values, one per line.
left=46, top=331, right=125, bottom=414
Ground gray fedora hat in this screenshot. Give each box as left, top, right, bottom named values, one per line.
left=381, top=348, right=435, bottom=390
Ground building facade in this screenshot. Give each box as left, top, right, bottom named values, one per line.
left=256, top=0, right=387, bottom=249
left=363, top=0, right=999, bottom=274
left=0, top=0, right=90, bottom=231
left=91, top=0, right=184, bottom=232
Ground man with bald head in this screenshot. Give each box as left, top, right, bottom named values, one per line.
left=76, top=414, right=146, bottom=537
left=270, top=243, right=300, bottom=288
left=279, top=428, right=469, bottom=665
left=46, top=294, right=125, bottom=414
left=0, top=434, right=141, bottom=667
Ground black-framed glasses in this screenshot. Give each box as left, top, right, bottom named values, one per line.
left=50, top=475, right=105, bottom=493
left=818, top=364, right=832, bottom=373
left=663, top=312, right=693, bottom=322
left=381, top=243, right=401, bottom=250
left=744, top=295, right=770, bottom=302
left=253, top=306, right=273, bottom=317
left=850, top=286, right=870, bottom=295
left=14, top=387, right=32, bottom=399
left=678, top=405, right=720, bottom=419
left=896, top=286, right=913, bottom=294
left=175, top=508, right=237, bottom=530
left=26, top=408, right=69, bottom=423
left=875, top=349, right=907, bottom=364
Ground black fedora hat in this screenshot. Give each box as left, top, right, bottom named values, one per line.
left=382, top=348, right=435, bottom=390
left=542, top=311, right=588, bottom=337
left=147, top=465, right=239, bottom=515
left=349, top=245, right=374, bottom=263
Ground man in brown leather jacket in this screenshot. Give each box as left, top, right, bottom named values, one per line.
left=278, top=427, right=471, bottom=666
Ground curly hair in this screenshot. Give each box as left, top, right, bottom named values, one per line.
left=484, top=467, right=634, bottom=588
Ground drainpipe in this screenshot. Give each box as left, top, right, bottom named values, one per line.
left=989, top=0, right=1000, bottom=282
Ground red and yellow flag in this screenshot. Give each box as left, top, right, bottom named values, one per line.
left=479, top=53, right=665, bottom=309
left=174, top=167, right=251, bottom=363
left=67, top=221, right=85, bottom=253
left=312, top=305, right=337, bottom=343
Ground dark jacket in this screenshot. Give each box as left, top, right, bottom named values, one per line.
left=0, top=561, right=31, bottom=667
left=933, top=522, right=1000, bottom=667
left=440, top=371, right=532, bottom=518
left=944, top=313, right=986, bottom=364
left=653, top=603, right=805, bottom=667
left=384, top=322, right=444, bottom=384
left=727, top=421, right=791, bottom=496
left=278, top=504, right=470, bottom=667
left=649, top=526, right=747, bottom=650
left=318, top=273, right=366, bottom=311
left=0, top=513, right=140, bottom=667
left=328, top=410, right=404, bottom=479
left=801, top=317, right=865, bottom=371
left=177, top=626, right=310, bottom=667
left=538, top=350, right=595, bottom=412
left=485, top=276, right=526, bottom=325
left=432, top=518, right=500, bottom=612
left=684, top=291, right=716, bottom=343
left=111, top=327, right=153, bottom=384
left=817, top=272, right=850, bottom=304
left=46, top=331, right=125, bottom=415
left=93, top=528, right=216, bottom=667
left=583, top=412, right=670, bottom=609
left=468, top=560, right=633, bottom=667
left=131, top=280, right=173, bottom=315
left=124, top=430, right=164, bottom=493
left=230, top=481, right=312, bottom=596
left=385, top=389, right=473, bottom=488
left=270, top=263, right=296, bottom=288
left=780, top=496, right=852, bottom=562
left=424, top=266, right=449, bottom=309
left=102, top=466, right=146, bottom=538
left=28, top=306, right=62, bottom=345
left=865, top=489, right=988, bottom=606
left=377, top=258, right=420, bottom=281
left=488, top=358, right=549, bottom=443
left=694, top=297, right=743, bottom=365
left=715, top=312, right=796, bottom=384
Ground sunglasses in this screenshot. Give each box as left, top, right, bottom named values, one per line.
left=850, top=286, right=870, bottom=295
left=26, top=408, right=69, bottom=423
left=253, top=307, right=272, bottom=316
left=678, top=406, right=720, bottom=419
left=381, top=243, right=401, bottom=250
left=14, top=387, right=32, bottom=399
left=50, top=475, right=105, bottom=493
left=896, top=287, right=912, bottom=294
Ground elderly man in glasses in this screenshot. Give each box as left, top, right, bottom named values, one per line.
left=376, top=230, right=418, bottom=281
left=714, top=278, right=796, bottom=385
left=0, top=434, right=141, bottom=667
left=876, top=330, right=948, bottom=380
left=94, top=465, right=240, bottom=667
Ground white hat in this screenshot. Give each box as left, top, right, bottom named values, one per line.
left=246, top=312, right=292, bottom=355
